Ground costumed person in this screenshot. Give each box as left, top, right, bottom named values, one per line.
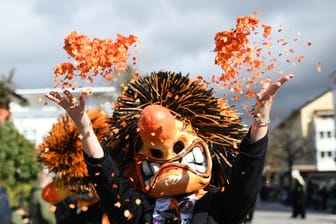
left=37, top=109, right=111, bottom=224
left=28, top=171, right=56, bottom=224
left=290, top=170, right=306, bottom=219
left=44, top=71, right=293, bottom=224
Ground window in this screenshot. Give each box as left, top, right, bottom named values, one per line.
left=319, top=131, right=324, bottom=139
left=320, top=151, right=325, bottom=158
left=319, top=131, right=336, bottom=139
left=328, top=151, right=332, bottom=157
left=327, top=131, right=332, bottom=138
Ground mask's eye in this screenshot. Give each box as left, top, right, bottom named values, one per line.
left=150, top=148, right=163, bottom=159
left=173, top=140, right=185, bottom=154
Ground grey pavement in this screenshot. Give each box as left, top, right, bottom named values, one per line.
left=251, top=201, right=336, bottom=224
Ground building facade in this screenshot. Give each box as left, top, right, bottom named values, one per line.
left=311, top=110, right=336, bottom=171
left=269, top=89, right=336, bottom=175
left=10, top=87, right=118, bottom=146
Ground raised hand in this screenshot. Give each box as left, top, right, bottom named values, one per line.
left=45, top=90, right=104, bottom=158
left=254, top=74, right=294, bottom=121
left=45, top=90, right=86, bottom=126
left=250, top=74, right=294, bottom=142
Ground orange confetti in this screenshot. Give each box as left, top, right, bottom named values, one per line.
left=114, top=201, right=121, bottom=208
left=135, top=198, right=142, bottom=205
left=213, top=14, right=276, bottom=101
left=275, top=115, right=280, bottom=122
left=124, top=209, right=133, bottom=220
left=36, top=97, right=43, bottom=103
left=54, top=31, right=139, bottom=89
left=213, top=12, right=311, bottom=115
left=317, top=65, right=322, bottom=73
left=262, top=25, right=272, bottom=38
left=231, top=95, right=241, bottom=101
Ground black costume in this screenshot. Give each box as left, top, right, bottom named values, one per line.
left=290, top=179, right=306, bottom=219
left=55, top=196, right=104, bottom=224
left=85, top=129, right=267, bottom=224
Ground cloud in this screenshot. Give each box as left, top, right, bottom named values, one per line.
left=1, top=0, right=335, bottom=122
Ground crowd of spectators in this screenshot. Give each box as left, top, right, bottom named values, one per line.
left=259, top=175, right=336, bottom=214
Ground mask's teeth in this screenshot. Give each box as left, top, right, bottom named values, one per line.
left=142, top=161, right=161, bottom=187
left=192, top=146, right=204, bottom=164
left=142, top=160, right=152, bottom=176
left=182, top=151, right=194, bottom=163
left=195, top=164, right=206, bottom=173
left=180, top=144, right=207, bottom=173
left=151, top=162, right=160, bottom=173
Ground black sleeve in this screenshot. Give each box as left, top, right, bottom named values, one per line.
left=84, top=149, right=154, bottom=223
left=223, top=128, right=268, bottom=223
left=55, top=196, right=104, bottom=224
left=55, top=196, right=77, bottom=224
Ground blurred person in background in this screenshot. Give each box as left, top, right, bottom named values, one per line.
left=0, top=186, right=11, bottom=224
left=28, top=172, right=56, bottom=224
left=10, top=206, right=29, bottom=224
left=290, top=170, right=306, bottom=219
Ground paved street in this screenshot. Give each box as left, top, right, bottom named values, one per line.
left=251, top=201, right=336, bottom=224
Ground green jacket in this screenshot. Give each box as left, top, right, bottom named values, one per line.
left=28, top=183, right=56, bottom=224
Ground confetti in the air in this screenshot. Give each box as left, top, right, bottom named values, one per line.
left=53, top=31, right=139, bottom=89
left=211, top=13, right=313, bottom=103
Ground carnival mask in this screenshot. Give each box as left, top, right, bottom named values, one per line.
left=135, top=104, right=212, bottom=198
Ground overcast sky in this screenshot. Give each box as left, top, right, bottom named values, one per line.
left=1, top=0, right=335, bottom=124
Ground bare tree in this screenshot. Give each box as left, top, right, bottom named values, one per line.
left=266, top=128, right=313, bottom=190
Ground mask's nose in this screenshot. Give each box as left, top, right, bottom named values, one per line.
left=138, top=105, right=177, bottom=159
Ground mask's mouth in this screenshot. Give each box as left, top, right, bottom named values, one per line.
left=74, top=190, right=96, bottom=201
left=136, top=139, right=211, bottom=192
